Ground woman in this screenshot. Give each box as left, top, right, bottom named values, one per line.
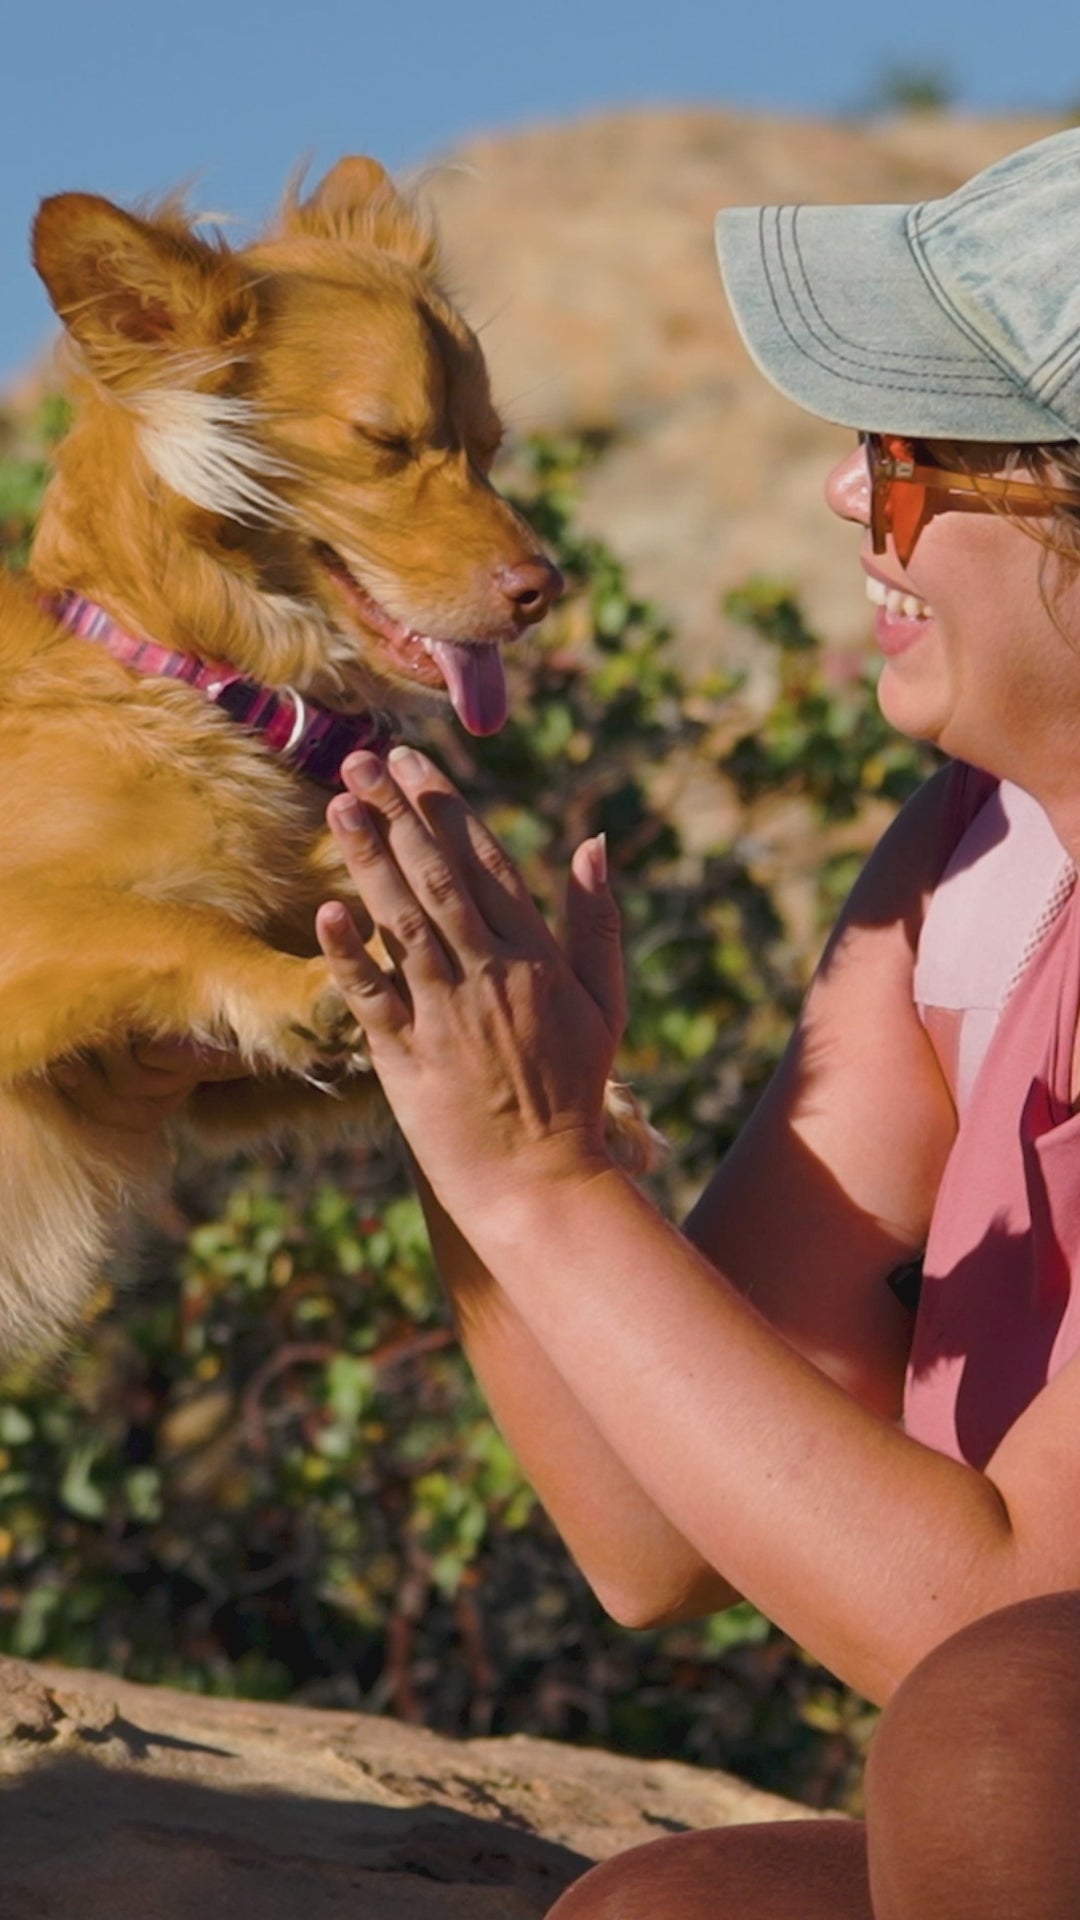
left=67, top=129, right=1080, bottom=1915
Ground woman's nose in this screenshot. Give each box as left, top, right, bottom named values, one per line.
left=824, top=445, right=871, bottom=527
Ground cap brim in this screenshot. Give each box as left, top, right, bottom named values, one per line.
left=715, top=201, right=1065, bottom=442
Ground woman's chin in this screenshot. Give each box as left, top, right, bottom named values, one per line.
left=875, top=660, right=950, bottom=750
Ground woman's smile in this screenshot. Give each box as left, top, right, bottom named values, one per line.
left=863, top=568, right=934, bottom=658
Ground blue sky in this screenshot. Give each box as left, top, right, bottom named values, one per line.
left=4, top=0, right=1078, bottom=379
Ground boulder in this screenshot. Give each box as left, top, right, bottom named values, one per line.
left=0, top=1656, right=829, bottom=1917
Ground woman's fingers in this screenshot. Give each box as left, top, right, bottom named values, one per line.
left=565, top=835, right=628, bottom=1039
left=386, top=750, right=547, bottom=944
left=330, top=750, right=507, bottom=975
left=327, top=787, right=458, bottom=985
left=315, top=900, right=412, bottom=1035
left=338, top=748, right=548, bottom=955
left=52, top=1038, right=251, bottom=1131
left=53, top=1048, right=191, bottom=1129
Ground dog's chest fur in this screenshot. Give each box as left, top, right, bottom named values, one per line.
left=0, top=572, right=332, bottom=948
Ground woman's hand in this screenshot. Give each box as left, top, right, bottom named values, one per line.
left=315, top=745, right=626, bottom=1221
left=53, top=1038, right=247, bottom=1132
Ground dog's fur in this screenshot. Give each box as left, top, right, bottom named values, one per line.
left=0, top=158, right=654, bottom=1359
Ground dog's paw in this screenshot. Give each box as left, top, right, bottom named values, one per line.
left=602, top=1078, right=667, bottom=1177
left=282, top=983, right=372, bottom=1086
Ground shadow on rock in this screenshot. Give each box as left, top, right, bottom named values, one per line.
left=0, top=1747, right=588, bottom=1919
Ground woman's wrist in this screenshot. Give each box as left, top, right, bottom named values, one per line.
left=451, top=1142, right=623, bottom=1267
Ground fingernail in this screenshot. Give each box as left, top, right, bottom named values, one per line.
left=388, top=745, right=428, bottom=784
left=321, top=902, right=353, bottom=936
left=333, top=796, right=367, bottom=833
left=590, top=833, right=608, bottom=885
left=342, top=752, right=382, bottom=789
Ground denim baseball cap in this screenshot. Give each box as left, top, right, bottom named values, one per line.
left=715, top=128, right=1080, bottom=443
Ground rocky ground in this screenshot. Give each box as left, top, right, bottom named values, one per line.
left=0, top=1658, right=827, bottom=1918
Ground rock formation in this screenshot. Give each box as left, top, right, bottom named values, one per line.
left=0, top=1657, right=824, bottom=1916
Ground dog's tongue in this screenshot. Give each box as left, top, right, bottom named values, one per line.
left=429, top=640, right=508, bottom=736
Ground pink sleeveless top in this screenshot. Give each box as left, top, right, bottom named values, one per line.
left=906, top=767, right=1080, bottom=1468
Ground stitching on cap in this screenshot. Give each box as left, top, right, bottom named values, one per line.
left=1040, top=364, right=1080, bottom=426
left=1034, top=330, right=1080, bottom=404
left=906, top=216, right=1029, bottom=387
left=765, top=210, right=1019, bottom=394
left=758, top=211, right=1025, bottom=400
left=787, top=208, right=977, bottom=370
left=909, top=218, right=1080, bottom=433
left=777, top=212, right=1015, bottom=388
left=913, top=146, right=1072, bottom=239
left=762, top=264, right=1030, bottom=395
left=770, top=213, right=1013, bottom=389
left=910, top=160, right=1080, bottom=429
left=1027, top=329, right=1078, bottom=391
left=1016, top=285, right=1080, bottom=392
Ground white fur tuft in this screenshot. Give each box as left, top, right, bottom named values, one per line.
left=133, top=388, right=297, bottom=524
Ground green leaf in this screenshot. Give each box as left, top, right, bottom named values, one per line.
left=11, top=1584, right=61, bottom=1659
left=124, top=1467, right=163, bottom=1523
left=0, top=1406, right=34, bottom=1445
left=60, top=1443, right=108, bottom=1521
left=325, top=1354, right=375, bottom=1428
left=702, top=1602, right=773, bottom=1653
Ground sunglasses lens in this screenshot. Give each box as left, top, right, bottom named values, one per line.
left=890, top=482, right=927, bottom=566
left=866, top=435, right=926, bottom=565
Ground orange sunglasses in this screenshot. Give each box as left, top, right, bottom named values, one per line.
left=861, top=432, right=1080, bottom=567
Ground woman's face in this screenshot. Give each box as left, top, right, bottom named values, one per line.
left=825, top=442, right=1080, bottom=797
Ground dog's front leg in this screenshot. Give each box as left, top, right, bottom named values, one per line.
left=303, top=824, right=365, bottom=905
left=0, top=888, right=385, bottom=1357
left=0, top=886, right=368, bottom=1084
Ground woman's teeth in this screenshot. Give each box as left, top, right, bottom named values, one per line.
left=865, top=576, right=932, bottom=620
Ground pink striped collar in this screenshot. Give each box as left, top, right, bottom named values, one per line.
left=47, top=591, right=395, bottom=786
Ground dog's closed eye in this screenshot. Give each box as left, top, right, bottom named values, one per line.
left=353, top=423, right=414, bottom=458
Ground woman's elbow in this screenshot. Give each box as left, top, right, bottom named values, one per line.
left=590, top=1569, right=742, bottom=1631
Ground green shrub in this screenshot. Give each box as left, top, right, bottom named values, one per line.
left=0, top=420, right=937, bottom=1809
left=0, top=394, right=68, bottom=567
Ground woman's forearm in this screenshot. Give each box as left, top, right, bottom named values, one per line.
left=317, top=751, right=1033, bottom=1702
left=413, top=1166, right=740, bottom=1624
left=460, top=1165, right=1034, bottom=1706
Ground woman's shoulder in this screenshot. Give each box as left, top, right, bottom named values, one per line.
left=904, top=766, right=1076, bottom=1114
left=820, top=762, right=967, bottom=969
left=831, top=760, right=1059, bottom=953
left=934, top=759, right=1000, bottom=861
left=916, top=771, right=1075, bottom=1012
left=801, top=765, right=1007, bottom=1127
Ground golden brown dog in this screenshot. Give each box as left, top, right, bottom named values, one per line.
left=0, top=158, right=653, bottom=1358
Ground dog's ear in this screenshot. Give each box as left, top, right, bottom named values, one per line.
left=279, top=157, right=439, bottom=272
left=32, top=193, right=259, bottom=378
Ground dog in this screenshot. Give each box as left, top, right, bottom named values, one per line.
left=0, top=157, right=655, bottom=1359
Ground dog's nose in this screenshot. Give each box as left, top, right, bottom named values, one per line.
left=495, top=557, right=564, bottom=624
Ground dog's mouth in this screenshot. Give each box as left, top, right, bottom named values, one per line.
left=313, top=543, right=509, bottom=736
